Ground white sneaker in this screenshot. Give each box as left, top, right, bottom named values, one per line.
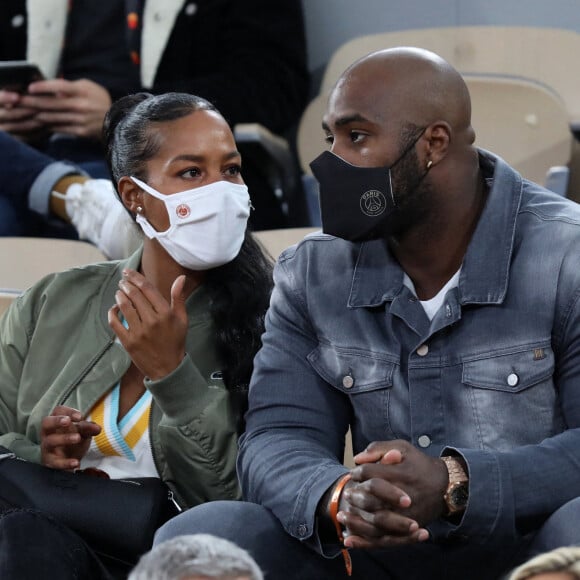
left=54, top=179, right=142, bottom=259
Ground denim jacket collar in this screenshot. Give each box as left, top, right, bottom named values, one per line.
left=348, top=150, right=523, bottom=309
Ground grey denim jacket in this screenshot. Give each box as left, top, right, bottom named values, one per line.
left=238, top=150, right=580, bottom=556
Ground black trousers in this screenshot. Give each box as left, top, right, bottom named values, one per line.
left=0, top=509, right=131, bottom=580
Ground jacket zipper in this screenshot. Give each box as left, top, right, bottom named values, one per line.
left=57, top=337, right=115, bottom=407
left=58, top=337, right=183, bottom=513
left=149, top=402, right=183, bottom=513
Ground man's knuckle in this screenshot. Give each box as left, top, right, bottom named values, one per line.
left=365, top=478, right=380, bottom=494
left=357, top=464, right=373, bottom=479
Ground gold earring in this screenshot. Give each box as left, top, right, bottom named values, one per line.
left=426, top=160, right=433, bottom=170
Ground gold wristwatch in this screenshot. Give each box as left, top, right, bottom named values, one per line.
left=441, top=456, right=469, bottom=515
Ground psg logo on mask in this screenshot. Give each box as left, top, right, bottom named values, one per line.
left=360, top=190, right=387, bottom=217
left=176, top=204, right=191, bottom=219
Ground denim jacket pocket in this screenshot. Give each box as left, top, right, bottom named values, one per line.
left=462, top=344, right=554, bottom=393
left=307, top=343, right=396, bottom=394
left=460, top=344, right=559, bottom=448
left=308, top=344, right=399, bottom=441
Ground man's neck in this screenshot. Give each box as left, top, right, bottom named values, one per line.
left=391, top=171, right=487, bottom=301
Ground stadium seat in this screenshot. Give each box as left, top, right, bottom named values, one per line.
left=0, top=237, right=107, bottom=295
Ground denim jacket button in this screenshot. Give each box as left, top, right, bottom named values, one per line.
left=11, top=14, right=24, bottom=28
left=416, top=344, right=429, bottom=356
left=507, top=373, right=519, bottom=387
left=297, top=523, right=308, bottom=537
left=418, top=435, right=431, bottom=448
left=185, top=3, right=198, bottom=16
left=342, top=375, right=354, bottom=389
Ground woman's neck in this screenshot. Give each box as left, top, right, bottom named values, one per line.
left=140, top=240, right=205, bottom=302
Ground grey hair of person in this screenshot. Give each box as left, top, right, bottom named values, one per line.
left=103, top=91, right=218, bottom=186
left=128, top=534, right=264, bottom=580
left=508, top=546, right=580, bottom=580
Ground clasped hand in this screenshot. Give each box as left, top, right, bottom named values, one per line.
left=337, top=440, right=448, bottom=549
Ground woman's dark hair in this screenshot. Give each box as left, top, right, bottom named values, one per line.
left=206, top=231, right=273, bottom=391
left=103, top=91, right=218, bottom=183
left=103, top=92, right=274, bottom=400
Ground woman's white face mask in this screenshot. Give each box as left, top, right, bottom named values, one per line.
left=131, top=176, right=251, bottom=270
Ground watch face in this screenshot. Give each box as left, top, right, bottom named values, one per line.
left=450, top=484, right=469, bottom=508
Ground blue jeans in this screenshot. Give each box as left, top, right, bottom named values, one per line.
left=0, top=132, right=109, bottom=237
left=155, top=498, right=580, bottom=580
left=0, top=130, right=296, bottom=237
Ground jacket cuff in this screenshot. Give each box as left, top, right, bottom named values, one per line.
left=291, top=463, right=350, bottom=554
left=29, top=162, right=87, bottom=216
left=144, top=354, right=218, bottom=422
left=429, top=447, right=502, bottom=543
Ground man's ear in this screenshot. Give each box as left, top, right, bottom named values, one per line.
left=423, top=121, right=451, bottom=167
left=117, top=176, right=143, bottom=215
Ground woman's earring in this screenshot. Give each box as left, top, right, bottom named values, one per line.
left=426, top=160, right=433, bottom=170
left=136, top=206, right=143, bottom=214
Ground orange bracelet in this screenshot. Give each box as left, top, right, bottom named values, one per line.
left=329, top=473, right=353, bottom=576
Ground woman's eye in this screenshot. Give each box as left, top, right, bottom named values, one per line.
left=350, top=131, right=365, bottom=143
left=324, top=134, right=334, bottom=144
left=181, top=168, right=201, bottom=178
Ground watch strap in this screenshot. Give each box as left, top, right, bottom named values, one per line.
left=442, top=456, right=469, bottom=515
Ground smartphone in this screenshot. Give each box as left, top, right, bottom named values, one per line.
left=0, top=61, right=45, bottom=93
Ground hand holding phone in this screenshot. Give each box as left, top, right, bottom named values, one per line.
left=0, top=61, right=48, bottom=139
left=0, top=66, right=110, bottom=141
left=0, top=61, right=44, bottom=94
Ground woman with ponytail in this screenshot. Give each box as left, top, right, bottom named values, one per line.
left=0, top=92, right=273, bottom=578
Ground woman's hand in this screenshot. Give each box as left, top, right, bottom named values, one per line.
left=108, top=269, right=189, bottom=380
left=40, top=406, right=101, bottom=470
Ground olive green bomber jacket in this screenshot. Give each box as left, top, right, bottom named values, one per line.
left=0, top=250, right=241, bottom=508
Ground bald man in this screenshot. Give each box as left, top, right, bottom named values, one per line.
left=156, top=48, right=580, bottom=579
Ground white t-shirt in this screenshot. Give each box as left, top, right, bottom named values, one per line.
left=80, top=383, right=158, bottom=479
left=403, top=268, right=461, bottom=321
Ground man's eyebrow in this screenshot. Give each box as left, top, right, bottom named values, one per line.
left=322, top=113, right=373, bottom=131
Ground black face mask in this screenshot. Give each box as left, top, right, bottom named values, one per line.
left=309, top=131, right=425, bottom=242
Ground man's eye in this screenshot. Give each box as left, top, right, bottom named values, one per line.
left=324, top=134, right=334, bottom=144
left=350, top=132, right=365, bottom=143
left=225, top=164, right=242, bottom=176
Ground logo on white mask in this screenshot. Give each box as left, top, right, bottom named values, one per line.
left=176, top=204, right=191, bottom=219
left=131, top=177, right=251, bottom=270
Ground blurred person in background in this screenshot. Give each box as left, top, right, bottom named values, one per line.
left=508, top=546, right=580, bottom=580
left=129, top=534, right=263, bottom=580
left=0, top=0, right=309, bottom=236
